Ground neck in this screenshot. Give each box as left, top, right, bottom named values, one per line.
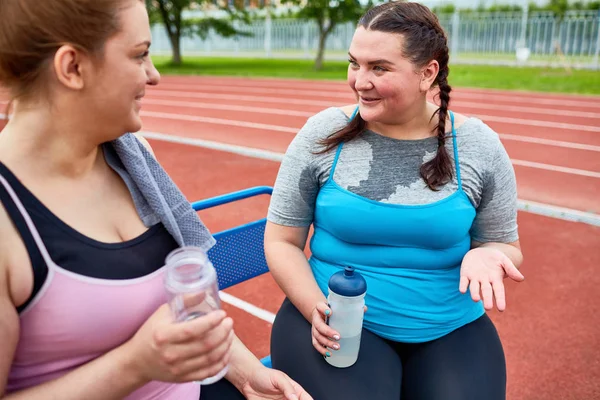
left=367, top=101, right=440, bottom=140
left=0, top=102, right=103, bottom=178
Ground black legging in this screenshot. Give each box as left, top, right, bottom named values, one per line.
left=271, top=298, right=507, bottom=400
left=199, top=379, right=245, bottom=400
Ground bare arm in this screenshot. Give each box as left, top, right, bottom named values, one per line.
left=264, top=222, right=325, bottom=321
left=224, top=335, right=263, bottom=391
left=3, top=344, right=146, bottom=400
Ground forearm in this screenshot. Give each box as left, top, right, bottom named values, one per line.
left=477, top=242, right=523, bottom=269
left=266, top=241, right=327, bottom=321
left=224, top=334, right=263, bottom=392
left=4, top=342, right=146, bottom=400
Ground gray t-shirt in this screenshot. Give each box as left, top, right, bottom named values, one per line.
left=268, top=107, right=518, bottom=243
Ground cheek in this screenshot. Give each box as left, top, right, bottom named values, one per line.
left=347, top=70, right=357, bottom=91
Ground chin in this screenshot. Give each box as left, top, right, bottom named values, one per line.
left=357, top=108, right=379, bottom=122
left=125, top=116, right=143, bottom=134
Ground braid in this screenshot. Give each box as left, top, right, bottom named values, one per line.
left=419, top=67, right=453, bottom=191
left=317, top=110, right=366, bottom=154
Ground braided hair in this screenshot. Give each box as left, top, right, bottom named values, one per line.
left=319, top=1, right=453, bottom=191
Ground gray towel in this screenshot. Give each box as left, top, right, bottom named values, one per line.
left=106, top=133, right=216, bottom=252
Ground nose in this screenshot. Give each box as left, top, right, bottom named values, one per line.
left=146, top=59, right=161, bottom=86
left=354, top=69, right=373, bottom=92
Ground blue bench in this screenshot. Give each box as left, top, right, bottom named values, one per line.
left=191, top=186, right=274, bottom=368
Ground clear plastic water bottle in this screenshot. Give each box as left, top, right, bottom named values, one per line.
left=164, top=246, right=228, bottom=385
left=325, top=266, right=367, bottom=368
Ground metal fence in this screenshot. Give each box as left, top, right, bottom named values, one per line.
left=150, top=10, right=600, bottom=69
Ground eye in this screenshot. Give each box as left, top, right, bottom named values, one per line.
left=373, top=65, right=387, bottom=72
left=348, top=59, right=359, bottom=68
left=138, top=51, right=149, bottom=60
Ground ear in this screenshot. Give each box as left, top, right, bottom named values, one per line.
left=52, top=45, right=88, bottom=90
left=419, top=60, right=439, bottom=92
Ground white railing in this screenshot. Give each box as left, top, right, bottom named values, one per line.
left=150, top=10, right=600, bottom=69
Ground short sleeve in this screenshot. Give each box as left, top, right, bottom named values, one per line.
left=469, top=140, right=519, bottom=243
left=267, top=118, right=321, bottom=227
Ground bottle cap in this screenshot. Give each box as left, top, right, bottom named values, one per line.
left=328, top=266, right=367, bottom=297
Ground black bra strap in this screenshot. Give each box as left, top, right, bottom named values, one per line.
left=0, top=169, right=48, bottom=313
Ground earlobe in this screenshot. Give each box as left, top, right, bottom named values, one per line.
left=53, top=45, right=85, bottom=90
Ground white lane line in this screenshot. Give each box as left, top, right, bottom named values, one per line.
left=144, top=97, right=600, bottom=122
left=143, top=91, right=600, bottom=132
left=147, top=89, right=341, bottom=107
left=3, top=110, right=600, bottom=153
left=454, top=92, right=600, bottom=109
left=454, top=101, right=600, bottom=119
left=141, top=130, right=600, bottom=226
left=142, top=130, right=600, bottom=178
left=516, top=199, right=600, bottom=226
left=153, top=83, right=352, bottom=99
left=143, top=98, right=314, bottom=117
left=219, top=291, right=276, bottom=324
left=140, top=110, right=297, bottom=133
left=154, top=83, right=600, bottom=109
left=472, top=114, right=600, bottom=132
left=139, top=109, right=600, bottom=152
left=511, top=159, right=600, bottom=178
left=141, top=131, right=285, bottom=162
left=498, top=133, right=600, bottom=152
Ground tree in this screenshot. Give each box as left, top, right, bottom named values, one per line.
left=146, top=0, right=251, bottom=65
left=285, top=0, right=368, bottom=70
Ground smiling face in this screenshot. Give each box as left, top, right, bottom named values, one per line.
left=82, top=0, right=160, bottom=135
left=347, top=27, right=435, bottom=128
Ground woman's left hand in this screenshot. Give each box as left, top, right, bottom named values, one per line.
left=241, top=366, right=313, bottom=400
left=459, top=247, right=525, bottom=312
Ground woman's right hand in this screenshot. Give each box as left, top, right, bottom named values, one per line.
left=310, top=302, right=340, bottom=357
left=125, top=304, right=234, bottom=384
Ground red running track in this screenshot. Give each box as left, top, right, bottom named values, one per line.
left=1, top=76, right=599, bottom=399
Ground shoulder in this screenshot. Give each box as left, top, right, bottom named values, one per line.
left=132, top=133, right=156, bottom=157
left=304, top=106, right=353, bottom=130
left=291, top=106, right=353, bottom=149
left=453, top=116, right=503, bottom=152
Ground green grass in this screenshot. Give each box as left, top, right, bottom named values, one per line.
left=153, top=55, right=600, bottom=95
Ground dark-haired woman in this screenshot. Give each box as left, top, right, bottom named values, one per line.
left=0, top=0, right=313, bottom=399
left=264, top=2, right=524, bottom=399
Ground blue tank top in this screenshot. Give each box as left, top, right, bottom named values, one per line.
left=308, top=111, right=484, bottom=343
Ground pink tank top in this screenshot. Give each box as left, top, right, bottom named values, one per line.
left=1, top=175, right=200, bottom=399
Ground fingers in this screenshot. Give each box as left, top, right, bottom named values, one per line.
left=480, top=281, right=494, bottom=310
left=299, top=390, right=315, bottom=400
left=469, top=280, right=481, bottom=302
left=159, top=310, right=228, bottom=344
left=311, top=304, right=340, bottom=356
left=311, top=325, right=340, bottom=356
left=504, top=261, right=525, bottom=282
left=268, top=371, right=298, bottom=400
left=465, top=278, right=507, bottom=312
left=312, top=304, right=340, bottom=340
left=177, top=330, right=234, bottom=382
left=459, top=275, right=469, bottom=294
left=492, top=280, right=506, bottom=311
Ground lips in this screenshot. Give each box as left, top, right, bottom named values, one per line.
left=359, top=96, right=381, bottom=104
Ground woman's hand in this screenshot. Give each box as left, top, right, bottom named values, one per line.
left=459, top=247, right=525, bottom=311
left=124, top=304, right=235, bottom=384
left=310, top=302, right=367, bottom=357
left=241, top=366, right=314, bottom=400
left=310, top=302, right=341, bottom=358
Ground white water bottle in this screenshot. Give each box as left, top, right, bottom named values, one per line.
left=325, top=266, right=367, bottom=368
left=164, top=246, right=228, bottom=385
